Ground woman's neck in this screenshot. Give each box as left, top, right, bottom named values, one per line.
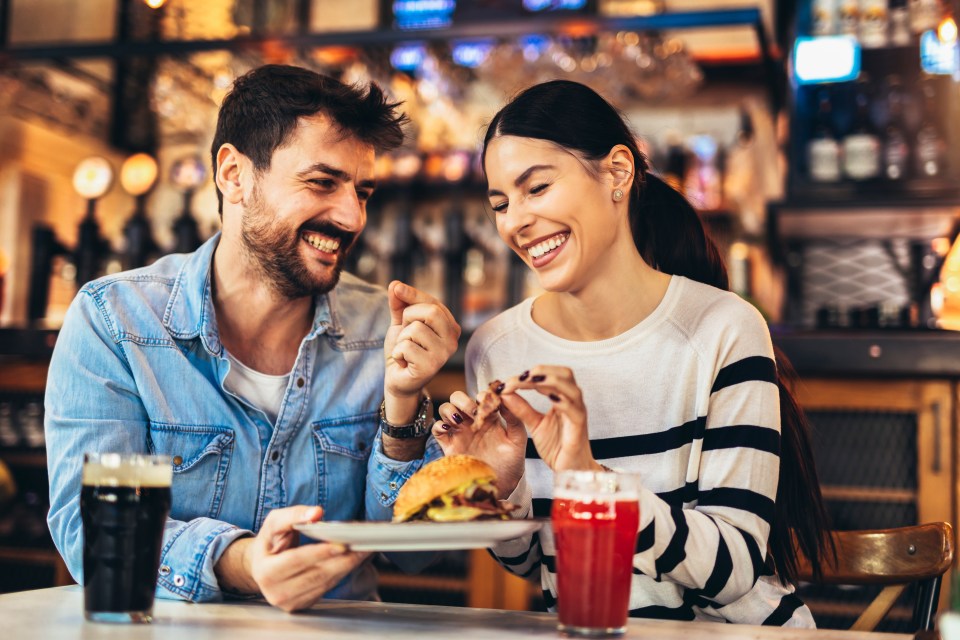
left=531, top=246, right=672, bottom=342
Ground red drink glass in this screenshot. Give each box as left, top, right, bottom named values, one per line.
left=552, top=471, right=640, bottom=637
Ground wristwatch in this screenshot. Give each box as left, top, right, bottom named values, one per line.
left=379, top=392, right=432, bottom=439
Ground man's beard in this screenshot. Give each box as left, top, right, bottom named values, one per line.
left=240, top=184, right=357, bottom=299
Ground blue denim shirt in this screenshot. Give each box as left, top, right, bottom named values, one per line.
left=45, top=234, right=441, bottom=602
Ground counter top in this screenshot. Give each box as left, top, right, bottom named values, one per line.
left=773, top=330, right=960, bottom=377
left=0, top=586, right=910, bottom=639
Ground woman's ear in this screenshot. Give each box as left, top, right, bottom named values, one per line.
left=215, top=144, right=248, bottom=207
left=606, top=144, right=636, bottom=191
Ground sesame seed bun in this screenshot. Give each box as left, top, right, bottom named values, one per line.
left=393, top=455, right=496, bottom=522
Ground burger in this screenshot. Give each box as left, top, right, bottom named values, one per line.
left=392, top=455, right=516, bottom=523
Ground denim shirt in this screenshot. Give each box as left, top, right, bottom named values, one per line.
left=45, top=234, right=441, bottom=602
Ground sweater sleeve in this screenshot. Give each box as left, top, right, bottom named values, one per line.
left=631, top=301, right=781, bottom=607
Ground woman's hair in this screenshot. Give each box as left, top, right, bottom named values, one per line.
left=482, top=79, right=833, bottom=585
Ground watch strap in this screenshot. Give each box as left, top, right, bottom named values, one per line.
left=379, top=392, right=432, bottom=439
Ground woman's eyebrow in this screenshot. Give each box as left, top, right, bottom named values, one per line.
left=487, top=164, right=556, bottom=197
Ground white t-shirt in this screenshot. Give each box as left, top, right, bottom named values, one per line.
left=224, top=351, right=290, bottom=424
left=467, top=275, right=813, bottom=628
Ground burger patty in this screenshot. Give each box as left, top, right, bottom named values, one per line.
left=406, top=486, right=517, bottom=522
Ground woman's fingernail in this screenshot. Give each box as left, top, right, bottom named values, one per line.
left=519, top=370, right=530, bottom=381
left=549, top=393, right=561, bottom=402
left=441, top=423, right=451, bottom=431
left=531, top=375, right=546, bottom=383
left=452, top=412, right=463, bottom=424
left=494, top=382, right=505, bottom=395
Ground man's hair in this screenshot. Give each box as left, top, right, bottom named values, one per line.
left=211, top=64, right=407, bottom=213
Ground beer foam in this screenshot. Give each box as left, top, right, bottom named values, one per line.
left=82, top=456, right=172, bottom=488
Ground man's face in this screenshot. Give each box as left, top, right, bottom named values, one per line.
left=239, top=113, right=376, bottom=299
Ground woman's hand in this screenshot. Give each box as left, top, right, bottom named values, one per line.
left=499, top=366, right=602, bottom=473
left=431, top=388, right=527, bottom=497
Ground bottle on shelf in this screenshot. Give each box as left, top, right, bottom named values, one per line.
left=838, top=0, right=860, bottom=36
left=889, top=0, right=911, bottom=45
left=808, top=88, right=843, bottom=183
left=842, top=79, right=882, bottom=180
left=661, top=134, right=688, bottom=195
left=915, top=79, right=947, bottom=178
left=909, top=0, right=941, bottom=34
left=858, top=0, right=889, bottom=47
left=811, top=0, right=838, bottom=35
left=882, top=76, right=910, bottom=180
left=683, top=134, right=723, bottom=211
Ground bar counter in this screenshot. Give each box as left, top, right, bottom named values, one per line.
left=0, top=586, right=910, bottom=639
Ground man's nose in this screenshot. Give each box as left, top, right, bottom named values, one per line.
left=332, top=185, right=366, bottom=232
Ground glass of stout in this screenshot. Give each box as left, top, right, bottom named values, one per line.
left=81, top=453, right=172, bottom=623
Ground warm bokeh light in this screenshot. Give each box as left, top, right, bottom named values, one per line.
left=144, top=0, right=167, bottom=9
left=938, top=16, right=957, bottom=45
left=120, top=153, right=159, bottom=196
left=72, top=157, right=114, bottom=200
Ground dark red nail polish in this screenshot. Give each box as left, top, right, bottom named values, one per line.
left=441, top=423, right=451, bottom=431
left=519, top=370, right=530, bottom=381
left=532, top=375, right=546, bottom=383
left=494, top=382, right=505, bottom=395
left=549, top=393, right=561, bottom=402
left=452, top=412, right=463, bottom=424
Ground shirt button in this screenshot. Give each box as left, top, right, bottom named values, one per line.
left=158, top=565, right=171, bottom=576
left=389, top=481, right=398, bottom=490
left=271, top=450, right=280, bottom=462
left=172, top=455, right=183, bottom=466
left=173, top=575, right=186, bottom=587
left=380, top=492, right=388, bottom=500
left=296, top=378, right=305, bottom=388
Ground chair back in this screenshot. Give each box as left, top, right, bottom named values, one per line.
left=796, top=522, right=953, bottom=632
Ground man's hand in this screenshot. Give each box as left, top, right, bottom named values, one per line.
left=214, top=506, right=369, bottom=612
left=381, top=281, right=460, bottom=460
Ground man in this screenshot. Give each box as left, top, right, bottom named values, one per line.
left=45, top=65, right=459, bottom=612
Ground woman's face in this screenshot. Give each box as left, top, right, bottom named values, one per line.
left=485, top=135, right=620, bottom=293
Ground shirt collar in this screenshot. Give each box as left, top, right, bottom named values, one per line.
left=162, top=232, right=344, bottom=355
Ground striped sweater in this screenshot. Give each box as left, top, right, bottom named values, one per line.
left=465, top=276, right=814, bottom=628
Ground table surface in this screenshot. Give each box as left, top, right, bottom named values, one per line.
left=0, top=586, right=912, bottom=640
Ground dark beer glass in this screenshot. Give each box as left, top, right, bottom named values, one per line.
left=81, top=453, right=171, bottom=623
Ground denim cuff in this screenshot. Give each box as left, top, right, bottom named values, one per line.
left=366, top=430, right=442, bottom=515
left=155, top=518, right=253, bottom=603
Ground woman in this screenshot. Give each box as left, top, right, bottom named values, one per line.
left=430, top=80, right=831, bottom=627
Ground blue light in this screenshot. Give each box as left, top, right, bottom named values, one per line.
left=452, top=40, right=494, bottom=68
left=391, top=44, right=427, bottom=72
left=523, top=0, right=587, bottom=10
left=793, top=36, right=861, bottom=85
left=392, top=0, right=456, bottom=30
left=520, top=34, right=551, bottom=61
left=920, top=30, right=959, bottom=75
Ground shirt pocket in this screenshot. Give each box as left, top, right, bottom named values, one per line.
left=312, top=411, right=378, bottom=519
left=147, top=422, right=235, bottom=521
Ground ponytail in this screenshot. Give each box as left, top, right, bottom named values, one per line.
left=483, top=79, right=833, bottom=586
left=631, top=171, right=834, bottom=585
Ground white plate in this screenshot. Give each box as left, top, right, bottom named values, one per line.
left=294, top=519, right=545, bottom=552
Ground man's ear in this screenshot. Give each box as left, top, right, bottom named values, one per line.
left=215, top=144, right=248, bottom=206
left=606, top=144, right=636, bottom=191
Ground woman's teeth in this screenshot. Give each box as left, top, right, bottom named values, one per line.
left=304, top=233, right=340, bottom=253
left=527, top=234, right=568, bottom=259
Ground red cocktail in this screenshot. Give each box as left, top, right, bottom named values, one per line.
left=552, top=471, right=640, bottom=637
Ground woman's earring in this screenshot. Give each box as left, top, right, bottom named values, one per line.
left=612, top=188, right=624, bottom=201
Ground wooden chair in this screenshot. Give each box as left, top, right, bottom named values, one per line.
left=796, top=522, right=954, bottom=632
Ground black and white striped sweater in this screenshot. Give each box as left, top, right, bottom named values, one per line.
left=465, top=276, right=813, bottom=628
